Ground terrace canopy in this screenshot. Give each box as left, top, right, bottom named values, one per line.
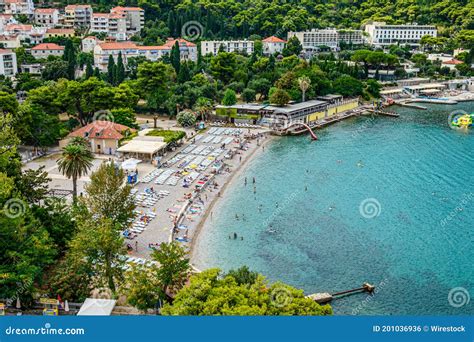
left=117, top=140, right=167, bottom=160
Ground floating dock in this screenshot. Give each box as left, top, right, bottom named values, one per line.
left=367, top=109, right=400, bottom=117
left=308, top=283, right=376, bottom=304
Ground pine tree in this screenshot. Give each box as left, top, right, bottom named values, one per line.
left=63, top=39, right=76, bottom=80
left=85, top=60, right=93, bottom=79
left=177, top=62, right=190, bottom=83
left=94, top=67, right=101, bottom=79
left=171, top=41, right=181, bottom=74
left=115, top=52, right=125, bottom=85
left=107, top=55, right=116, bottom=85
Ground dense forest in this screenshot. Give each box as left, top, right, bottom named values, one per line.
left=40, top=0, right=474, bottom=42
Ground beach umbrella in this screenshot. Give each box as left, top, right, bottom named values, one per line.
left=64, top=300, right=69, bottom=312
left=16, top=298, right=20, bottom=309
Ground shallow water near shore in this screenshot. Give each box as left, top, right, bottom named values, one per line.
left=193, top=102, right=474, bottom=315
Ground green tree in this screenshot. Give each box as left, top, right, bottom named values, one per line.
left=115, top=52, right=125, bottom=85
left=210, top=52, right=237, bottom=84
left=57, top=142, right=94, bottom=201
left=176, top=110, right=196, bottom=127
left=69, top=216, right=125, bottom=293
left=137, top=62, right=175, bottom=112
left=171, top=41, right=181, bottom=74
left=242, top=88, right=256, bottom=103
left=83, top=161, right=135, bottom=228
left=161, top=269, right=332, bottom=316
left=85, top=60, right=94, bottom=79
left=222, top=88, right=237, bottom=106
left=110, top=108, right=137, bottom=128
left=107, top=55, right=116, bottom=85
left=298, top=76, right=311, bottom=102
left=332, top=75, right=363, bottom=96
left=123, top=264, right=163, bottom=312
left=151, top=242, right=191, bottom=298
left=282, top=36, right=303, bottom=57
left=63, top=39, right=76, bottom=80
left=270, top=88, right=291, bottom=106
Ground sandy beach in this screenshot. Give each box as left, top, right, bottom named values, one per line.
left=185, top=134, right=275, bottom=268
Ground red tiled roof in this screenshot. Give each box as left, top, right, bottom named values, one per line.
left=111, top=6, right=143, bottom=12
left=98, top=41, right=137, bottom=50
left=443, top=59, right=463, bottom=65
left=68, top=121, right=135, bottom=140
left=32, top=43, right=64, bottom=50
left=93, top=13, right=109, bottom=18
left=164, top=38, right=196, bottom=48
left=0, top=49, right=14, bottom=54
left=138, top=45, right=169, bottom=50
left=262, top=36, right=286, bottom=43
left=35, top=8, right=58, bottom=14
left=46, top=28, right=75, bottom=34
left=6, top=24, right=32, bottom=31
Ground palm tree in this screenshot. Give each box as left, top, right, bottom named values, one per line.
left=298, top=76, right=311, bottom=102
left=57, top=143, right=94, bottom=201
left=194, top=97, right=212, bottom=121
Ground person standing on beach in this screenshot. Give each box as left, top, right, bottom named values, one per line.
left=135, top=241, right=138, bottom=252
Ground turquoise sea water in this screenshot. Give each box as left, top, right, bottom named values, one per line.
left=193, top=102, right=474, bottom=315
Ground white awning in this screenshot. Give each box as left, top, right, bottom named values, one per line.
left=77, top=298, right=116, bottom=316
left=121, top=158, right=142, bottom=170
left=117, top=140, right=167, bottom=155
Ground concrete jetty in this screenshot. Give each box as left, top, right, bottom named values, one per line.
left=308, top=283, right=375, bottom=304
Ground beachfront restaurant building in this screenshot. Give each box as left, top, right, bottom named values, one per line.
left=403, top=83, right=446, bottom=96
left=215, top=96, right=359, bottom=130
left=117, top=136, right=167, bottom=161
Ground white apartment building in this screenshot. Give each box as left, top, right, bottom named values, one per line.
left=91, top=12, right=127, bottom=41
left=0, top=14, right=17, bottom=31
left=64, top=5, right=92, bottom=29
left=262, top=36, right=286, bottom=55
left=4, top=0, right=35, bottom=16
left=288, top=29, right=339, bottom=52
left=93, top=38, right=197, bottom=71
left=0, top=34, right=21, bottom=48
left=0, top=49, right=17, bottom=76
left=287, top=29, right=366, bottom=52
left=4, top=24, right=46, bottom=44
left=82, top=36, right=102, bottom=53
left=365, top=22, right=437, bottom=47
left=110, top=6, right=144, bottom=35
left=34, top=8, right=60, bottom=28
left=201, top=40, right=254, bottom=56
left=31, top=43, right=64, bottom=58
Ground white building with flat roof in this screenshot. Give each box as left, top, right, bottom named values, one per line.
left=91, top=12, right=127, bottom=41
left=365, top=22, right=437, bottom=47
left=287, top=29, right=366, bottom=53
left=110, top=6, right=144, bottom=35
left=0, top=49, right=17, bottom=77
left=201, top=40, right=254, bottom=56
left=64, top=4, right=93, bottom=29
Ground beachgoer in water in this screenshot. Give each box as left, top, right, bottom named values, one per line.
left=245, top=177, right=247, bottom=185
left=233, top=232, right=237, bottom=239
left=253, top=177, right=256, bottom=184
